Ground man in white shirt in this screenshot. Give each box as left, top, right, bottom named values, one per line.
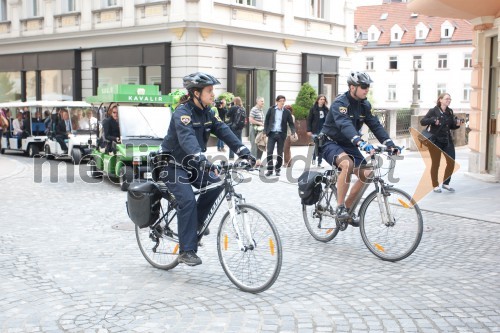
left=12, top=112, right=24, bottom=137
left=79, top=110, right=97, bottom=130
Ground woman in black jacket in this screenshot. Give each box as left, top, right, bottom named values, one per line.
left=420, top=93, right=462, bottom=192
left=306, top=94, right=329, bottom=167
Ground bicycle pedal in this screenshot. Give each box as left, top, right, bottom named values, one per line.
left=198, top=241, right=204, bottom=247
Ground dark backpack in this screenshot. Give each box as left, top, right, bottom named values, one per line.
left=298, top=171, right=323, bottom=205
left=231, top=107, right=246, bottom=131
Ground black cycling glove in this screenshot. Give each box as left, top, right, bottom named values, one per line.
left=237, top=147, right=257, bottom=168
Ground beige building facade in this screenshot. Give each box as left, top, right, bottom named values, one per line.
left=0, top=0, right=357, bottom=113
left=408, top=0, right=500, bottom=181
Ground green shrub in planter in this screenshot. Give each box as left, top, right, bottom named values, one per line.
left=292, top=82, right=317, bottom=120
left=217, top=92, right=234, bottom=105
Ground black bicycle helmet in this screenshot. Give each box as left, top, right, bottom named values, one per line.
left=347, top=71, right=373, bottom=86
left=183, top=72, right=220, bottom=91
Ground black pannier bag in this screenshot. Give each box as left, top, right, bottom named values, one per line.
left=127, top=182, right=162, bottom=228
left=298, top=171, right=323, bottom=205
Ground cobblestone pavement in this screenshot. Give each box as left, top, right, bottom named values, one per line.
left=0, top=153, right=499, bottom=332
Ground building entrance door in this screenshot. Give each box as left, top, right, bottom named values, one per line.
left=486, top=36, right=498, bottom=175
left=235, top=69, right=272, bottom=138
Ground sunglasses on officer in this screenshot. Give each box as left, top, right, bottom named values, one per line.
left=359, top=83, right=370, bottom=89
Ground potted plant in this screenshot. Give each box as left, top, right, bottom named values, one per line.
left=291, top=83, right=317, bottom=146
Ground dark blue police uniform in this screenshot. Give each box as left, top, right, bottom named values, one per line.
left=160, top=100, right=245, bottom=253
left=321, top=91, right=394, bottom=167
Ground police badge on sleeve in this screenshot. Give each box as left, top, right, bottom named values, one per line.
left=180, top=115, right=191, bottom=125
left=339, top=106, right=348, bottom=114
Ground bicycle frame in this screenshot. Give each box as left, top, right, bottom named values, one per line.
left=154, top=166, right=255, bottom=248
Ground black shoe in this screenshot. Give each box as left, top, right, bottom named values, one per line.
left=348, top=212, right=360, bottom=228
left=265, top=171, right=273, bottom=177
left=336, top=205, right=349, bottom=221
left=178, top=250, right=202, bottom=266
left=275, top=170, right=281, bottom=177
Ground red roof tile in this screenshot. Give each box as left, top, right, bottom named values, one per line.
left=355, top=3, right=472, bottom=47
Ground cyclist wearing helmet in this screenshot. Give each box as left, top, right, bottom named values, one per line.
left=160, top=72, right=256, bottom=266
left=321, top=71, right=400, bottom=227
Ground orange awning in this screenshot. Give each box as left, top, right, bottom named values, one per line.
left=407, top=0, right=500, bottom=20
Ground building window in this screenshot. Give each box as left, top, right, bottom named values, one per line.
left=309, top=0, right=324, bottom=19
left=438, top=54, right=447, bottom=69
left=0, top=0, right=7, bottom=21
left=237, top=0, right=256, bottom=6
left=413, top=55, right=422, bottom=69
left=102, top=0, right=117, bottom=7
left=366, top=57, right=374, bottom=70
left=388, top=84, right=396, bottom=101
left=443, top=28, right=449, bottom=37
left=437, top=83, right=446, bottom=97
left=27, top=0, right=39, bottom=17
left=62, top=0, right=75, bottom=12
left=463, top=84, right=471, bottom=101
left=389, top=56, right=398, bottom=70
left=393, top=32, right=398, bottom=40
left=464, top=54, right=472, bottom=68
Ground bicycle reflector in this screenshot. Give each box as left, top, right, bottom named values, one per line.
left=398, top=198, right=411, bottom=208
left=374, top=243, right=386, bottom=253
left=269, top=238, right=275, bottom=256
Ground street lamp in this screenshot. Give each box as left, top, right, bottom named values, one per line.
left=411, top=62, right=420, bottom=112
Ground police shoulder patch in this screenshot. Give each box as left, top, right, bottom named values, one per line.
left=339, top=106, right=348, bottom=114
left=180, top=115, right=191, bottom=125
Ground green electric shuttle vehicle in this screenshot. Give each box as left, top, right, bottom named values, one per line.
left=86, top=84, right=174, bottom=191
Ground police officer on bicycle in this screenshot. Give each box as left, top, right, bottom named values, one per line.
left=321, top=71, right=400, bottom=227
left=159, top=72, right=256, bottom=266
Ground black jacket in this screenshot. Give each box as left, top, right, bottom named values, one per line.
left=264, top=106, right=296, bottom=138
left=161, top=100, right=244, bottom=167
left=307, top=104, right=329, bottom=134
left=55, top=117, right=70, bottom=136
left=322, top=91, right=393, bottom=147
left=420, top=106, right=460, bottom=144
left=102, top=117, right=120, bottom=142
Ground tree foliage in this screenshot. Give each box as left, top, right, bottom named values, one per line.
left=292, top=82, right=317, bottom=120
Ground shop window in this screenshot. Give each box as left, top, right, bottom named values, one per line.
left=0, top=72, right=22, bottom=102
left=463, top=84, right=471, bottom=101
left=413, top=55, right=422, bottom=69
left=41, top=70, right=73, bottom=101
left=310, top=0, right=324, bottom=19
left=99, top=67, right=140, bottom=87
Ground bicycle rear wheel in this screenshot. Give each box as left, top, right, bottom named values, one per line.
left=302, top=185, right=340, bottom=242
left=135, top=199, right=180, bottom=270
left=359, top=188, right=423, bottom=262
left=217, top=204, right=282, bottom=293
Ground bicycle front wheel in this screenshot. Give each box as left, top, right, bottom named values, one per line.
left=359, top=188, right=423, bottom=262
left=217, top=204, right=282, bottom=293
left=135, top=199, right=180, bottom=270
left=302, top=186, right=340, bottom=242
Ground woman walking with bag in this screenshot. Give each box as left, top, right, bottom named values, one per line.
left=420, top=93, right=462, bottom=193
